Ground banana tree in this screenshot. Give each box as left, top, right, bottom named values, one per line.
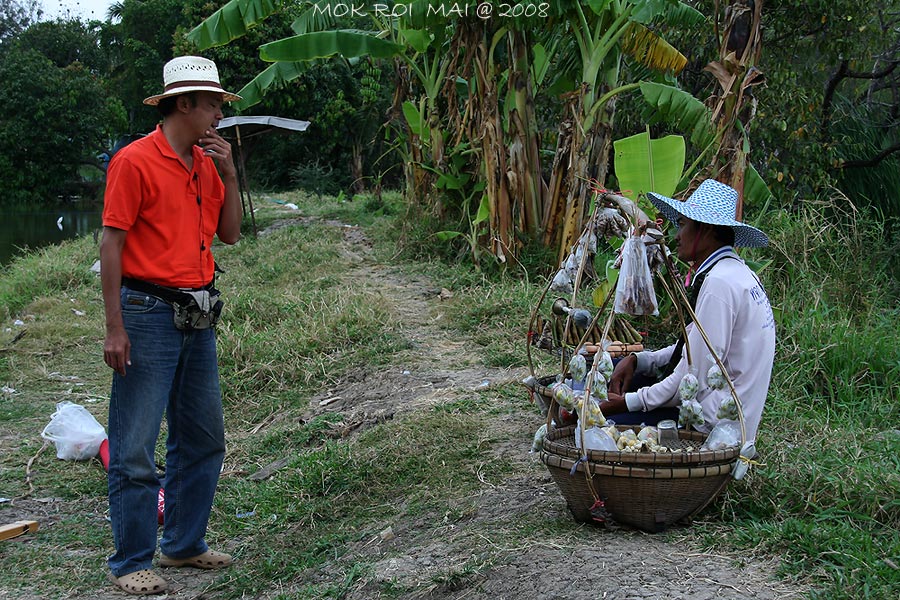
left=186, top=1, right=706, bottom=265
left=455, top=19, right=559, bottom=262
left=704, top=0, right=766, bottom=220
left=636, top=6, right=773, bottom=213
left=505, top=28, right=551, bottom=239
left=460, top=20, right=513, bottom=262
left=540, top=0, right=703, bottom=262
left=631, top=1, right=770, bottom=217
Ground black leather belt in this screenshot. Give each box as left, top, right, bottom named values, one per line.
left=121, top=277, right=212, bottom=305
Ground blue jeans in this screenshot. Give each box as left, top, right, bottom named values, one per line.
left=107, top=286, right=225, bottom=577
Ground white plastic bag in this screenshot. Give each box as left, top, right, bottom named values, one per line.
left=575, top=420, right=618, bottom=452
left=614, top=234, right=659, bottom=315
left=40, top=401, right=107, bottom=460
left=701, top=418, right=742, bottom=451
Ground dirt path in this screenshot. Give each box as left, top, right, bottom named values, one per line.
left=304, top=220, right=524, bottom=421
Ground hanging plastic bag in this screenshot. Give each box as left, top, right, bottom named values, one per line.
left=550, top=269, right=573, bottom=294
left=678, top=399, right=705, bottom=430
left=531, top=423, right=548, bottom=453
left=40, top=401, right=107, bottom=460
left=613, top=234, right=659, bottom=316
left=717, top=396, right=740, bottom=421
left=568, top=353, right=588, bottom=383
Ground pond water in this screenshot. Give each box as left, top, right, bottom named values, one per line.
left=0, top=207, right=103, bottom=267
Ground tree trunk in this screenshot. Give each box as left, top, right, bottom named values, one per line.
left=709, top=0, right=764, bottom=220
left=542, top=97, right=577, bottom=250
left=350, top=140, right=365, bottom=194
left=543, top=84, right=617, bottom=262
left=471, top=25, right=514, bottom=262
left=390, top=59, right=431, bottom=211
left=507, top=29, right=543, bottom=238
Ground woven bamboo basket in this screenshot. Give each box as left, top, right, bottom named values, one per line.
left=540, top=424, right=739, bottom=532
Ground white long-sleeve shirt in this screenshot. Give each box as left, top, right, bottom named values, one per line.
left=624, top=247, right=776, bottom=442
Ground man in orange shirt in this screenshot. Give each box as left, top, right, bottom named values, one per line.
left=100, top=56, right=242, bottom=595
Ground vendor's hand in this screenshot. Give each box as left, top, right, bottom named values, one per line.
left=104, top=325, right=131, bottom=376
left=608, top=353, right=637, bottom=396
left=601, top=394, right=627, bottom=416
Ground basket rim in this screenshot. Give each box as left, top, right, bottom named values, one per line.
left=544, top=424, right=740, bottom=466
left=540, top=447, right=734, bottom=479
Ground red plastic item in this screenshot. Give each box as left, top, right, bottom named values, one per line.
left=98, top=438, right=110, bottom=471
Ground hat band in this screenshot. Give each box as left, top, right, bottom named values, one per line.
left=163, top=79, right=224, bottom=93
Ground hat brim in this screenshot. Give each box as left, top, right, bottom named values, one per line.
left=647, top=191, right=769, bottom=248
left=143, top=86, right=242, bottom=106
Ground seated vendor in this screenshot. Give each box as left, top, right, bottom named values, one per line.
left=603, top=179, right=776, bottom=443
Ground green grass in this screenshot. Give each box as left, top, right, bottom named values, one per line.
left=0, top=194, right=514, bottom=599
left=0, top=235, right=99, bottom=319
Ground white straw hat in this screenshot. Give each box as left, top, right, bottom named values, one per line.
left=143, top=56, right=241, bottom=105
left=647, top=179, right=769, bottom=248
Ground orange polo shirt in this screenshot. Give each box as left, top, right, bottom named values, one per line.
left=103, top=125, right=225, bottom=288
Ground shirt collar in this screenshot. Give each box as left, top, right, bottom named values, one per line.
left=150, top=124, right=178, bottom=160
left=150, top=124, right=205, bottom=173
left=696, top=246, right=739, bottom=276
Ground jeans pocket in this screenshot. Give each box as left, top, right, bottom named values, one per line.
left=121, top=291, right=165, bottom=314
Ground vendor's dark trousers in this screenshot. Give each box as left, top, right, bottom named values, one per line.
left=608, top=371, right=679, bottom=426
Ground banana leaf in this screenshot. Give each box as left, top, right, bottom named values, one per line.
left=400, top=27, right=433, bottom=54
left=186, top=0, right=281, bottom=50
left=633, top=0, right=705, bottom=26
left=639, top=81, right=715, bottom=148
left=638, top=82, right=773, bottom=208
left=260, top=30, right=405, bottom=62
left=585, top=0, right=613, bottom=15
left=291, top=0, right=343, bottom=34
left=231, top=61, right=309, bottom=111
left=744, top=163, right=774, bottom=206
left=620, top=22, right=687, bottom=75
left=402, top=101, right=424, bottom=138
left=613, top=131, right=685, bottom=200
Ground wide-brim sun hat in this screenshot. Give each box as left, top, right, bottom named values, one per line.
left=143, top=56, right=241, bottom=105
left=647, top=179, right=769, bottom=248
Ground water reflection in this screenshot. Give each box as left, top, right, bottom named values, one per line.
left=0, top=208, right=103, bottom=266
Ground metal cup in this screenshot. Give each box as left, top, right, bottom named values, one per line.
left=657, top=419, right=679, bottom=449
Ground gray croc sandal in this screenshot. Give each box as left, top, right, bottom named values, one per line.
left=159, top=549, right=232, bottom=569
left=110, top=569, right=169, bottom=595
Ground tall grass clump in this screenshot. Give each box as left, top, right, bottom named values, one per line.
left=698, top=190, right=900, bottom=599
left=765, top=191, right=899, bottom=425
left=0, top=235, right=99, bottom=319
